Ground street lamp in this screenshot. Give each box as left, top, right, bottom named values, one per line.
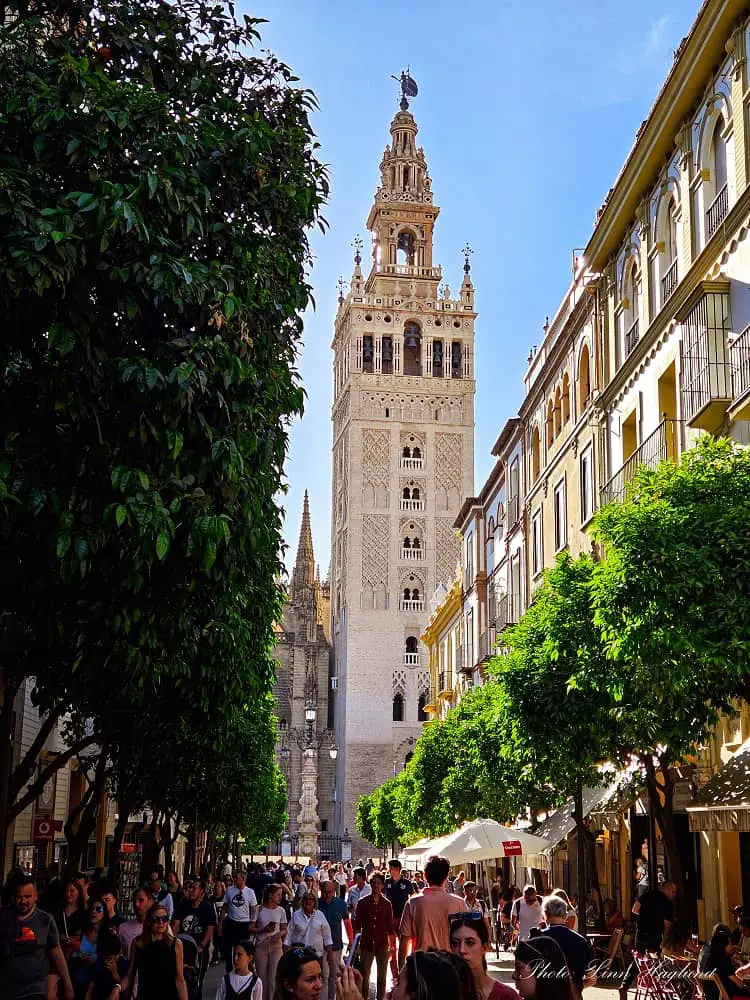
left=305, top=704, right=317, bottom=724
left=278, top=717, right=338, bottom=760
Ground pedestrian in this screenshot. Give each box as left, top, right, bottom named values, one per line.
left=510, top=887, right=542, bottom=942
left=514, top=936, right=577, bottom=1000
left=539, top=896, right=592, bottom=994
left=97, top=881, right=125, bottom=929
left=333, top=864, right=349, bottom=900
left=86, top=931, right=126, bottom=1000
left=449, top=872, right=466, bottom=896
left=698, top=924, right=750, bottom=1000
left=450, top=913, right=519, bottom=1000
left=549, top=890, right=577, bottom=931
left=632, top=879, right=676, bottom=953
left=274, top=946, right=324, bottom=1000
left=317, top=880, right=352, bottom=1000
left=303, top=859, right=319, bottom=880
left=462, top=882, right=491, bottom=938
left=284, top=893, right=333, bottom=982
left=221, top=872, right=258, bottom=974
left=70, top=896, right=109, bottom=999
left=251, top=885, right=287, bottom=1000
left=397, top=855, right=465, bottom=968
left=145, top=869, right=174, bottom=921
left=345, top=869, right=370, bottom=918
left=214, top=939, right=262, bottom=1000
left=378, top=949, right=467, bottom=1000
left=55, top=876, right=86, bottom=955
left=354, top=873, right=396, bottom=1000
left=0, top=873, right=74, bottom=1000
left=119, top=887, right=152, bottom=961
left=126, top=902, right=188, bottom=1000
left=173, top=878, right=217, bottom=998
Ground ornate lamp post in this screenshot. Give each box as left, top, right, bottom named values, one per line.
left=278, top=706, right=338, bottom=858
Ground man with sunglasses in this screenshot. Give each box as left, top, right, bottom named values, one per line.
left=145, top=868, right=174, bottom=920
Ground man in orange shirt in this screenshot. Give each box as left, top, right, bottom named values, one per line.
left=397, top=856, right=465, bottom=969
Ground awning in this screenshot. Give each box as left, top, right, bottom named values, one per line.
left=687, top=739, right=750, bottom=832
left=531, top=787, right=608, bottom=851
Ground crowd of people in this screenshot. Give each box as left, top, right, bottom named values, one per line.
left=0, top=854, right=592, bottom=1000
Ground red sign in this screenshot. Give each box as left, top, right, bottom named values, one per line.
left=502, top=840, right=523, bottom=857
left=33, top=817, right=54, bottom=842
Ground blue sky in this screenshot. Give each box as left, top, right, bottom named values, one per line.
left=236, top=0, right=699, bottom=574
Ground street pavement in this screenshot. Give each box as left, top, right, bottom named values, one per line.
left=203, top=947, right=621, bottom=1000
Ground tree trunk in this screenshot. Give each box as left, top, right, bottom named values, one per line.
left=65, top=750, right=108, bottom=870
left=573, top=781, right=588, bottom=938
left=584, top=826, right=606, bottom=931
left=162, top=816, right=174, bottom=877
left=108, top=808, right=131, bottom=879
left=0, top=674, right=19, bottom=874
left=643, top=755, right=685, bottom=919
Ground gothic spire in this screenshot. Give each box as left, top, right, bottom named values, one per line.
left=292, top=490, right=315, bottom=592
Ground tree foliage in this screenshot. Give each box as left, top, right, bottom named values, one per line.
left=0, top=0, right=326, bottom=861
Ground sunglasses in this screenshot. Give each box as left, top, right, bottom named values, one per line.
left=92, top=905, right=105, bottom=913
left=289, top=947, right=320, bottom=959
left=448, top=911, right=484, bottom=921
left=151, top=914, right=169, bottom=924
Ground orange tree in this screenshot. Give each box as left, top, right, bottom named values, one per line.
left=0, top=0, right=326, bottom=866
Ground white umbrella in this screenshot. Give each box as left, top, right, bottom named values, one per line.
left=419, top=818, right=550, bottom=866
left=399, top=836, right=437, bottom=863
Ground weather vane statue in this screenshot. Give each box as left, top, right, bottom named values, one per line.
left=391, top=69, right=419, bottom=110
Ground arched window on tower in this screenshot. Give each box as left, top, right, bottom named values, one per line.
left=403, top=321, right=422, bottom=376
left=405, top=636, right=419, bottom=653
left=403, top=537, right=412, bottom=550
left=402, top=445, right=411, bottom=459
left=397, top=230, right=416, bottom=266
left=402, top=487, right=411, bottom=500
left=707, top=116, right=728, bottom=239
left=392, top=693, right=405, bottom=722
left=412, top=486, right=420, bottom=501
left=412, top=446, right=421, bottom=459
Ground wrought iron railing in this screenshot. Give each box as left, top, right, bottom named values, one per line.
left=495, top=594, right=521, bottom=631
left=680, top=285, right=732, bottom=425
left=706, top=184, right=728, bottom=240
left=661, top=258, right=678, bottom=307
left=730, top=325, right=750, bottom=402
left=600, top=417, right=680, bottom=504
left=625, top=318, right=640, bottom=356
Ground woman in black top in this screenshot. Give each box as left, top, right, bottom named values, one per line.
left=698, top=924, right=750, bottom=1000
left=126, top=903, right=188, bottom=1000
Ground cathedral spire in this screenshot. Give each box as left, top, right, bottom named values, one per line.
left=292, top=490, right=315, bottom=592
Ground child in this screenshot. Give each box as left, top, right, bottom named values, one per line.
left=214, top=940, right=262, bottom=1000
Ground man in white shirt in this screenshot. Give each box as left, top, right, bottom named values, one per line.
left=345, top=867, right=371, bottom=917
left=285, top=892, right=333, bottom=980
left=511, top=884, right=542, bottom=941
left=221, top=871, right=258, bottom=972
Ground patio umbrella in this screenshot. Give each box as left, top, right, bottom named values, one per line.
left=419, top=818, right=550, bottom=866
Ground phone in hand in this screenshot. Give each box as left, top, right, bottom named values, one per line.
left=267, top=921, right=276, bottom=932
left=345, top=933, right=361, bottom=967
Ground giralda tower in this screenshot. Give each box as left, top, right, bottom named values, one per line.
left=330, top=80, right=476, bottom=850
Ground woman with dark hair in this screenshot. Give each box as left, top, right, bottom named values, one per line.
left=389, top=948, right=470, bottom=1000
left=451, top=915, right=519, bottom=1000
left=698, top=924, right=750, bottom=1000
left=514, top=936, right=578, bottom=1000
left=273, top=946, right=323, bottom=1000
left=125, top=902, right=188, bottom=1000
left=70, top=897, right=109, bottom=999
left=251, top=884, right=287, bottom=1000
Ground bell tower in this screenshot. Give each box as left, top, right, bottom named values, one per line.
left=330, top=80, right=476, bottom=851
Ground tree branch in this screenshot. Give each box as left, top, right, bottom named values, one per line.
left=8, top=734, right=100, bottom=824
left=8, top=710, right=60, bottom=802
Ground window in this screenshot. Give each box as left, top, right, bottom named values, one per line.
left=465, top=532, right=474, bottom=583
left=451, top=341, right=462, bottom=378
left=417, top=694, right=428, bottom=722
left=392, top=693, right=404, bottom=722
left=580, top=445, right=594, bottom=524
left=553, top=478, right=567, bottom=552
left=546, top=399, right=554, bottom=446
left=382, top=336, right=393, bottom=374
left=578, top=344, right=591, bottom=411
left=509, top=459, right=520, bottom=524
left=403, top=321, right=422, bottom=376
left=531, top=425, right=541, bottom=482
left=433, top=339, right=444, bottom=377
left=531, top=509, right=543, bottom=577
left=362, top=335, right=374, bottom=373
left=553, top=387, right=562, bottom=436
left=485, top=518, right=495, bottom=575
left=562, top=373, right=570, bottom=424
left=713, top=117, right=727, bottom=194
left=466, top=607, right=474, bottom=669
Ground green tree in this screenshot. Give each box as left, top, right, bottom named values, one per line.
left=356, top=793, right=376, bottom=847
left=492, top=552, right=625, bottom=932
left=0, top=0, right=326, bottom=864
left=590, top=436, right=750, bottom=894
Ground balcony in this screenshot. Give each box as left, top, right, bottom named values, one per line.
left=661, top=258, right=678, bottom=307
left=679, top=280, right=732, bottom=431
left=400, top=457, right=424, bottom=471
left=706, top=184, right=728, bottom=240
left=494, top=594, right=521, bottom=631
left=455, top=645, right=470, bottom=675
left=729, top=325, right=750, bottom=421
left=625, top=318, right=640, bottom=357
left=400, top=498, right=425, bottom=512
left=401, top=547, right=424, bottom=561
left=478, top=629, right=494, bottom=662
left=438, top=671, right=453, bottom=698
left=600, top=417, right=681, bottom=505
left=399, top=598, right=425, bottom=612
left=374, top=263, right=442, bottom=280
left=403, top=652, right=420, bottom=666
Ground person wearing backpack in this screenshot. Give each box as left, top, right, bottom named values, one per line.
left=214, top=939, right=262, bottom=1000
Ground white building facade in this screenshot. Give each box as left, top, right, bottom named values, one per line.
left=330, top=98, right=476, bottom=849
